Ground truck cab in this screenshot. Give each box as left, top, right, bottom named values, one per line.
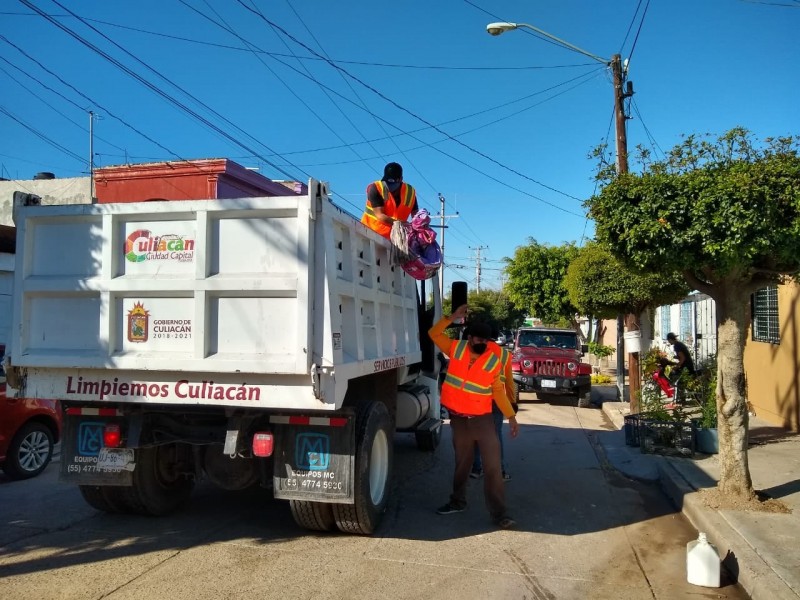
left=511, top=327, right=592, bottom=408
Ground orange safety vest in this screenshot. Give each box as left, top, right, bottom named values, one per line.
left=441, top=340, right=502, bottom=415
left=361, top=181, right=416, bottom=238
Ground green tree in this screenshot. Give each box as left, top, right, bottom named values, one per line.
left=587, top=128, right=800, bottom=501
left=504, top=240, right=580, bottom=330
left=442, top=288, right=526, bottom=336
left=564, top=241, right=689, bottom=320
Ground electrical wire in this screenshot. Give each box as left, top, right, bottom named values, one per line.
left=619, top=0, right=644, bottom=55
left=0, top=104, right=85, bottom=164
left=630, top=97, right=665, bottom=161
left=233, top=0, right=585, bottom=205
left=0, top=10, right=598, bottom=70
left=626, top=0, right=651, bottom=63
left=225, top=66, right=603, bottom=161
left=0, top=59, right=127, bottom=152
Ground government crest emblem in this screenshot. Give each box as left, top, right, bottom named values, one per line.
left=127, top=302, right=150, bottom=343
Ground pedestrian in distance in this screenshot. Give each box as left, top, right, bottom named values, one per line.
left=429, top=304, right=519, bottom=529
left=471, top=336, right=516, bottom=481
left=360, top=162, right=418, bottom=239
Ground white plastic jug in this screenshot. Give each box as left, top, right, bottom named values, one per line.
left=686, top=532, right=721, bottom=588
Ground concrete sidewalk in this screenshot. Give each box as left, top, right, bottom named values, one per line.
left=596, top=386, right=800, bottom=600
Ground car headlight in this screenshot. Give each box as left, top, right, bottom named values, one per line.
left=567, top=361, right=577, bottom=371
left=522, top=360, right=532, bottom=368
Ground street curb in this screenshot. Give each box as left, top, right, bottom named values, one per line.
left=657, top=458, right=798, bottom=600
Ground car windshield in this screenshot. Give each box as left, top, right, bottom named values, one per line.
left=517, top=332, right=577, bottom=349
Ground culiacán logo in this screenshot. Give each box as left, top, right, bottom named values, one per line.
left=124, top=229, right=195, bottom=263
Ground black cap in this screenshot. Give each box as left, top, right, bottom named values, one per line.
left=383, top=162, right=403, bottom=182
left=666, top=332, right=677, bottom=341
left=467, top=321, right=492, bottom=340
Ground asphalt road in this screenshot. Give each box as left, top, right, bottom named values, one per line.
left=0, top=393, right=749, bottom=600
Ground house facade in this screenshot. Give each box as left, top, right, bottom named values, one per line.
left=649, top=284, right=799, bottom=432
left=742, top=281, right=800, bottom=431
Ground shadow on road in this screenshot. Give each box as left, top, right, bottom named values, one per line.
left=0, top=414, right=691, bottom=579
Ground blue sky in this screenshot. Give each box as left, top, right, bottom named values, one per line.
left=1, top=0, right=798, bottom=291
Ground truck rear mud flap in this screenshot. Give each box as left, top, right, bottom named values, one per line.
left=60, top=409, right=133, bottom=486
left=272, top=416, right=355, bottom=504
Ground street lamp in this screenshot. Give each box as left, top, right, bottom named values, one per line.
left=487, top=21, right=640, bottom=406
left=486, top=22, right=609, bottom=66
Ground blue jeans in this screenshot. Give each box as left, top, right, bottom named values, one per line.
left=473, top=405, right=505, bottom=472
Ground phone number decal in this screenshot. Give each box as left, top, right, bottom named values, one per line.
left=373, top=356, right=406, bottom=372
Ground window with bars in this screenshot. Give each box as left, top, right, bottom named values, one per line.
left=660, top=305, right=671, bottom=339
left=752, top=286, right=780, bottom=344
left=680, top=301, right=693, bottom=342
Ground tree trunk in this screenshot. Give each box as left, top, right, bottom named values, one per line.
left=715, top=286, right=754, bottom=500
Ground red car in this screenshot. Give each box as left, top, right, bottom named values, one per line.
left=0, top=360, right=62, bottom=480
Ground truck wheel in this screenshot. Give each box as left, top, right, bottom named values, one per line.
left=3, top=422, right=54, bottom=480
left=122, top=444, right=195, bottom=516
left=333, top=401, right=393, bottom=535
left=577, top=387, right=592, bottom=408
left=78, top=485, right=130, bottom=513
left=290, top=500, right=336, bottom=531
left=415, top=426, right=441, bottom=452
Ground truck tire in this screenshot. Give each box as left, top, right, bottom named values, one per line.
left=333, top=401, right=393, bottom=535
left=414, top=426, right=441, bottom=452
left=289, top=500, right=336, bottom=531
left=78, top=485, right=130, bottom=513
left=577, top=387, right=592, bottom=408
left=3, top=421, right=54, bottom=480
left=122, top=444, right=195, bottom=516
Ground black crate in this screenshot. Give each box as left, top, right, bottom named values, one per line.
left=638, top=418, right=696, bottom=457
left=624, top=412, right=659, bottom=447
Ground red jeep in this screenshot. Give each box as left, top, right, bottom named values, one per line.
left=511, top=327, right=593, bottom=407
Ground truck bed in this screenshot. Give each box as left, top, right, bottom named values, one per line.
left=8, top=180, right=422, bottom=410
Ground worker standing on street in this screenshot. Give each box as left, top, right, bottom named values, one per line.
left=429, top=304, right=519, bottom=529
left=361, top=162, right=418, bottom=239
left=471, top=337, right=516, bottom=480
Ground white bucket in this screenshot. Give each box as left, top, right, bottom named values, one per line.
left=623, top=330, right=641, bottom=353
left=686, top=532, right=720, bottom=588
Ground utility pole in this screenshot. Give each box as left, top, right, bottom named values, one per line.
left=438, top=193, right=446, bottom=295
left=435, top=193, right=458, bottom=296
left=611, top=54, right=640, bottom=409
left=470, top=245, right=488, bottom=293
left=88, top=110, right=95, bottom=201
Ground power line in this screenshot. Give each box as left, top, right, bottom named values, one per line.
left=626, top=0, right=652, bottom=63
left=0, top=104, right=85, bottom=164
left=0, top=10, right=598, bottom=70
left=233, top=0, right=585, bottom=206
left=0, top=59, right=126, bottom=152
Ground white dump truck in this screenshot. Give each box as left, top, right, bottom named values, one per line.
left=5, top=180, right=443, bottom=534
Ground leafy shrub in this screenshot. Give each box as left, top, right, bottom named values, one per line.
left=587, top=341, right=615, bottom=359
left=591, top=373, right=613, bottom=384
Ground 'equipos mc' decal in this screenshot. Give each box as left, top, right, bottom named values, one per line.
left=77, top=422, right=104, bottom=456
left=295, top=433, right=330, bottom=471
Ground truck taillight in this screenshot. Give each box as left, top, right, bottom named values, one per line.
left=252, top=432, right=274, bottom=457
left=103, top=424, right=122, bottom=448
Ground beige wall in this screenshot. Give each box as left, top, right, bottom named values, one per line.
left=0, top=177, right=93, bottom=226
left=743, top=281, right=800, bottom=432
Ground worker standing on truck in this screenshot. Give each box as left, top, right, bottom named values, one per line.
left=429, top=304, right=519, bottom=529
left=471, top=336, right=515, bottom=481
left=361, top=162, right=418, bottom=239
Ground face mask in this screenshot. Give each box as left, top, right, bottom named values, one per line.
left=471, top=342, right=487, bottom=355
left=386, top=180, right=402, bottom=192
